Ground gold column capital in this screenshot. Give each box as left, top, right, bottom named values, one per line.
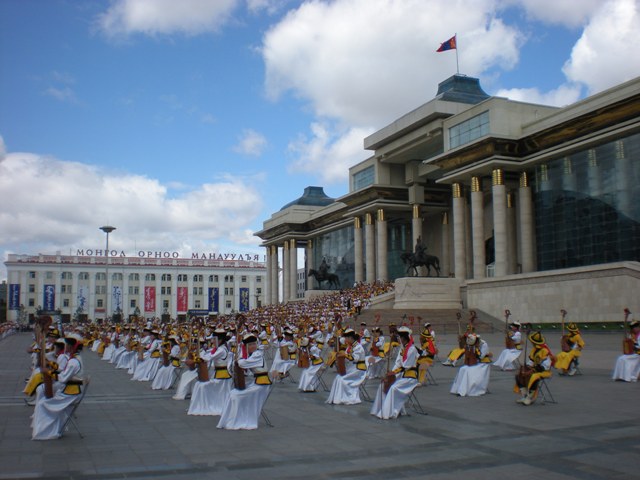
left=442, top=212, right=449, bottom=225
left=452, top=183, right=462, bottom=198
left=492, top=168, right=504, bottom=186
left=377, top=208, right=385, bottom=222
left=354, top=217, right=361, bottom=229
left=519, top=171, right=529, bottom=188
left=307, top=239, right=313, bottom=249
left=412, top=204, right=421, bottom=219
left=283, top=241, right=289, bottom=251
left=290, top=239, right=296, bottom=249
left=507, top=192, right=513, bottom=208
left=471, top=176, right=481, bottom=193
left=365, top=212, right=373, bottom=225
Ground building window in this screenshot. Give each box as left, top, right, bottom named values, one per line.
left=161, top=286, right=172, bottom=295
left=194, top=300, right=201, bottom=309
left=95, top=285, right=106, bottom=294
left=214, top=275, right=219, bottom=282
left=241, top=276, right=247, bottom=283
left=257, top=288, right=262, bottom=294
left=79, top=272, right=89, bottom=280
left=112, top=273, right=123, bottom=281
left=130, top=299, right=136, bottom=308
left=129, top=273, right=139, bottom=281
left=28, top=284, right=35, bottom=293
left=145, top=274, right=155, bottom=281
left=256, top=276, right=262, bottom=283
left=46, top=272, right=53, bottom=279
left=28, top=298, right=35, bottom=307
left=63, top=299, right=70, bottom=307
left=96, top=273, right=106, bottom=281
left=209, top=275, right=216, bottom=282
left=28, top=271, right=36, bottom=279
left=61, top=272, right=72, bottom=280
left=129, top=286, right=139, bottom=295
left=177, top=274, right=187, bottom=282
left=97, top=299, right=103, bottom=308
left=224, top=275, right=234, bottom=282
left=193, top=274, right=203, bottom=282
left=61, top=285, right=72, bottom=294
left=163, top=300, right=169, bottom=309
left=226, top=301, right=231, bottom=309
left=449, top=110, right=489, bottom=149
left=162, top=274, right=172, bottom=282
left=193, top=287, right=202, bottom=295
left=353, top=165, right=375, bottom=190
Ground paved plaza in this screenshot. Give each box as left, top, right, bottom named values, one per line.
left=0, top=330, right=638, bottom=480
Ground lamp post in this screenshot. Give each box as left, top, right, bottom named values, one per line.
left=100, top=226, right=116, bottom=322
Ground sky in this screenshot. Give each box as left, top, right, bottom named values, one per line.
left=1, top=0, right=640, bottom=281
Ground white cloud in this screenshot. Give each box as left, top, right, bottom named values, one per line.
left=45, top=86, right=76, bottom=102
left=96, top=0, right=239, bottom=38
left=233, top=129, right=268, bottom=156
left=494, top=84, right=582, bottom=107
left=563, top=0, right=640, bottom=94
left=0, top=146, right=265, bottom=279
left=514, top=0, right=603, bottom=28
left=287, top=123, right=373, bottom=184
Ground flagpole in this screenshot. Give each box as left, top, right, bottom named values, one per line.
left=455, top=33, right=459, bottom=74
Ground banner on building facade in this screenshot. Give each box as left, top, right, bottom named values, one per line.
left=208, top=287, right=219, bottom=313
left=43, top=285, right=55, bottom=311
left=144, top=286, right=156, bottom=313
left=77, top=286, right=88, bottom=313
left=9, top=284, right=20, bottom=310
left=239, top=287, right=249, bottom=312
left=177, top=286, right=188, bottom=312
left=112, top=286, right=122, bottom=312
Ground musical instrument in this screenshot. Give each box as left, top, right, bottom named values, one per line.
left=37, top=315, right=54, bottom=399
left=336, top=352, right=347, bottom=376
left=560, top=309, right=572, bottom=353
left=382, top=372, right=396, bottom=394
left=504, top=309, right=516, bottom=349
left=515, top=323, right=533, bottom=388
left=456, top=312, right=465, bottom=348
left=370, top=334, right=380, bottom=357
left=161, top=337, right=171, bottom=367
left=233, top=352, right=246, bottom=390
left=623, top=308, right=635, bottom=355
left=297, top=345, right=310, bottom=369
left=279, top=345, right=290, bottom=361
left=195, top=332, right=209, bottom=382
left=463, top=344, right=479, bottom=366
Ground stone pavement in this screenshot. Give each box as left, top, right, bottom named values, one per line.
left=0, top=331, right=638, bottom=480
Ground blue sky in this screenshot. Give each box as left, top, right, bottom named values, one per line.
left=1, top=0, right=639, bottom=281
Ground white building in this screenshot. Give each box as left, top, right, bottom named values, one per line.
left=5, top=252, right=266, bottom=323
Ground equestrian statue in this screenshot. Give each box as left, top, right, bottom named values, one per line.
left=401, top=236, right=441, bottom=277
left=308, top=257, right=341, bottom=289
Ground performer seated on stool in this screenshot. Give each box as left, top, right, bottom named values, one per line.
left=370, top=326, right=419, bottom=419
left=417, top=322, right=437, bottom=384
left=32, top=332, right=85, bottom=440
left=326, top=329, right=367, bottom=405
left=555, top=323, right=585, bottom=376
left=493, top=321, right=522, bottom=371
left=298, top=337, right=324, bottom=392
left=515, top=331, right=553, bottom=405
left=612, top=319, right=640, bottom=382
left=217, top=333, right=272, bottom=430
left=450, top=333, right=492, bottom=397
left=366, top=327, right=386, bottom=379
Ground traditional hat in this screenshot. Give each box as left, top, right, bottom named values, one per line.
left=510, top=321, right=521, bottom=327
left=54, top=338, right=66, bottom=346
left=242, top=333, right=258, bottom=344
left=424, top=322, right=431, bottom=327
left=528, top=331, right=545, bottom=345
left=466, top=333, right=478, bottom=346
left=566, top=322, right=579, bottom=333
left=47, top=327, right=61, bottom=338
left=360, top=322, right=367, bottom=326
left=397, top=326, right=412, bottom=336
left=64, top=332, right=84, bottom=344
left=373, top=326, right=382, bottom=333
left=299, top=337, right=310, bottom=347
left=284, top=329, right=294, bottom=336
left=214, top=328, right=226, bottom=335
left=342, top=328, right=357, bottom=338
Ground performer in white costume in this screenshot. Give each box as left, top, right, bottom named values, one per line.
left=450, top=334, right=492, bottom=397
left=151, top=337, right=181, bottom=390
left=612, top=319, right=640, bottom=382
left=370, top=326, right=419, bottom=419
left=297, top=337, right=324, bottom=392
left=493, top=321, right=522, bottom=371
left=326, top=329, right=367, bottom=405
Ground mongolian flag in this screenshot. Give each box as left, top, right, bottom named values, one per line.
left=437, top=35, right=457, bottom=52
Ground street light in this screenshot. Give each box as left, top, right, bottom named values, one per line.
left=100, top=226, right=116, bottom=322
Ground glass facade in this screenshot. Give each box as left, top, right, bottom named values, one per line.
left=311, top=225, right=355, bottom=289
left=533, top=132, right=640, bottom=271
left=387, top=221, right=411, bottom=280
left=449, top=110, right=489, bottom=149
left=353, top=165, right=375, bottom=191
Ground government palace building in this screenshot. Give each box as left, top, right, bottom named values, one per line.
left=5, top=251, right=266, bottom=323
left=257, top=74, right=640, bottom=323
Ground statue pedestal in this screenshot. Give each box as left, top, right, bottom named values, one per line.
left=393, top=277, right=462, bottom=310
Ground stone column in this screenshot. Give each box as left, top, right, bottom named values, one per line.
left=492, top=168, right=508, bottom=277
left=282, top=241, right=290, bottom=303
left=289, top=239, right=297, bottom=301
left=470, top=176, right=485, bottom=279
left=270, top=246, right=279, bottom=304
left=519, top=172, right=535, bottom=273
left=441, top=212, right=450, bottom=277
left=411, top=204, right=423, bottom=249
left=587, top=149, right=602, bottom=197
left=365, top=213, right=376, bottom=283
left=265, top=246, right=271, bottom=306
left=507, top=192, right=518, bottom=274
left=376, top=209, right=388, bottom=281
left=122, top=272, right=129, bottom=318
left=354, top=217, right=364, bottom=284
left=305, top=239, right=314, bottom=294
left=615, top=140, right=631, bottom=217
left=452, top=183, right=467, bottom=279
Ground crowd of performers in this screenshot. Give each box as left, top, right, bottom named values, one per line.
left=1, top=321, right=19, bottom=340
left=18, top=284, right=640, bottom=438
